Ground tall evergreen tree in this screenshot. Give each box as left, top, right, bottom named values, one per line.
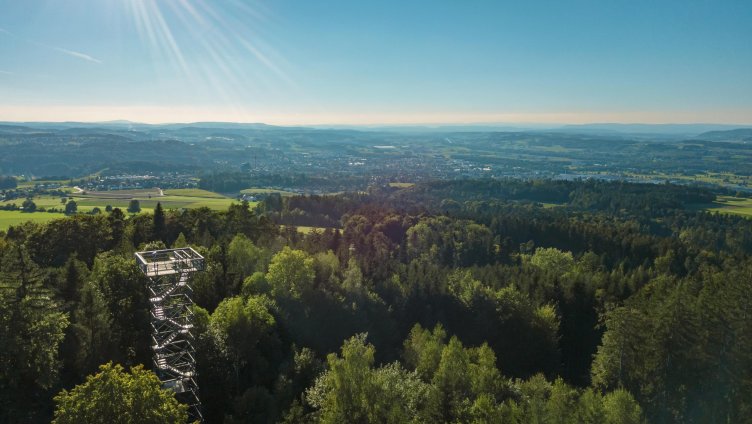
left=0, top=243, right=69, bottom=422
left=70, top=280, right=112, bottom=376
left=152, top=202, right=165, bottom=242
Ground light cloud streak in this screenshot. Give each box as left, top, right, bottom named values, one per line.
left=52, top=47, right=102, bottom=64
left=0, top=27, right=101, bottom=64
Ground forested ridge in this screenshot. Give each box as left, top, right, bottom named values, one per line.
left=0, top=179, right=750, bottom=423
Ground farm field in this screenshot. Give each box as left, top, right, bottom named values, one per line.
left=705, top=196, right=752, bottom=218
left=241, top=187, right=299, bottom=196
left=0, top=210, right=67, bottom=229
left=75, top=188, right=162, bottom=198
left=70, top=188, right=242, bottom=211
left=623, top=171, right=752, bottom=188
left=163, top=188, right=227, bottom=198
left=388, top=182, right=415, bottom=188
left=539, top=202, right=563, bottom=209
left=0, top=188, right=250, bottom=230
left=0, top=195, right=63, bottom=209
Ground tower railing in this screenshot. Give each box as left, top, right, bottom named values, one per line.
left=136, top=247, right=205, bottom=422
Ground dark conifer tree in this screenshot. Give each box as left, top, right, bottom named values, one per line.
left=152, top=202, right=165, bottom=242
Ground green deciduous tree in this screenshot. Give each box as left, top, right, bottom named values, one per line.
left=127, top=199, right=141, bottom=214
left=89, top=252, right=150, bottom=365
left=65, top=200, right=77, bottom=215
left=266, top=247, right=315, bottom=299
left=52, top=362, right=187, bottom=424
left=209, top=295, right=277, bottom=394
left=432, top=336, right=472, bottom=422
left=306, top=334, right=437, bottom=424
left=403, top=323, right=447, bottom=381
left=227, top=233, right=263, bottom=287
left=22, top=198, right=36, bottom=212
left=530, top=247, right=575, bottom=276
left=23, top=214, right=113, bottom=267
left=313, top=250, right=341, bottom=291
left=602, top=389, right=643, bottom=424
left=342, top=257, right=365, bottom=296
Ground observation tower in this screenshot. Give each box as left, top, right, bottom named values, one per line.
left=135, top=247, right=205, bottom=422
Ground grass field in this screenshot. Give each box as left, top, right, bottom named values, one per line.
left=282, top=225, right=333, bottom=234
left=624, top=171, right=752, bottom=188
left=69, top=188, right=242, bottom=211
left=163, top=188, right=227, bottom=198
left=0, top=195, right=64, bottom=209
left=388, top=182, right=415, bottom=188
left=241, top=188, right=299, bottom=196
left=0, top=189, right=250, bottom=230
left=0, top=211, right=69, bottom=229
left=539, top=202, right=563, bottom=209
left=78, top=189, right=162, bottom=198
left=705, top=196, right=752, bottom=218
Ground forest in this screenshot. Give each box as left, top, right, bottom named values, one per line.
left=0, top=179, right=750, bottom=423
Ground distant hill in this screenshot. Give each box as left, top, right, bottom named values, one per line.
left=4, top=121, right=751, bottom=137
left=160, top=122, right=285, bottom=130
left=697, top=128, right=752, bottom=142
left=557, top=123, right=752, bottom=137
left=0, top=124, right=43, bottom=134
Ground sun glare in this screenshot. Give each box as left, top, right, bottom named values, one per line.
left=120, top=0, right=290, bottom=114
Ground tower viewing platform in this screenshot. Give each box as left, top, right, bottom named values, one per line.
left=135, top=247, right=205, bottom=277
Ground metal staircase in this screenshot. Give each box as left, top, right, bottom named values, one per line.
left=136, top=248, right=205, bottom=423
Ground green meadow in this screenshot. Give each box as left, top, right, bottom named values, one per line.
left=705, top=196, right=752, bottom=218
left=69, top=188, right=243, bottom=211
left=281, top=225, right=334, bottom=234
left=0, top=210, right=68, bottom=229
left=241, top=187, right=299, bottom=196
left=388, top=182, right=415, bottom=188
left=0, top=188, right=252, bottom=230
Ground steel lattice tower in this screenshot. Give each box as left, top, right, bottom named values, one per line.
left=135, top=248, right=205, bottom=422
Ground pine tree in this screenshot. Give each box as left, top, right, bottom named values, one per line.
left=71, top=280, right=112, bottom=375
left=152, top=202, right=165, bottom=242
left=0, top=243, right=69, bottom=422
left=173, top=232, right=188, bottom=248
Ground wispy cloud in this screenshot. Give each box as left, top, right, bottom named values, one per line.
left=0, top=27, right=101, bottom=64
left=53, top=47, right=102, bottom=64
left=0, top=70, right=13, bottom=75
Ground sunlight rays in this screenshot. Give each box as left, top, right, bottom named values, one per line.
left=121, top=0, right=291, bottom=113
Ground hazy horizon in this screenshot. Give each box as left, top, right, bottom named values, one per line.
left=2, top=118, right=751, bottom=131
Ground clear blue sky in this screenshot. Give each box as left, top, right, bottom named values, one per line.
left=0, top=0, right=750, bottom=124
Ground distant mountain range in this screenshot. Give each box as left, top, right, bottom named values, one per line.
left=554, top=123, right=752, bottom=137
left=1, top=121, right=750, bottom=138
left=696, top=128, right=752, bottom=142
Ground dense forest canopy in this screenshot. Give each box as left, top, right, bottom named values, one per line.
left=0, top=178, right=750, bottom=423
